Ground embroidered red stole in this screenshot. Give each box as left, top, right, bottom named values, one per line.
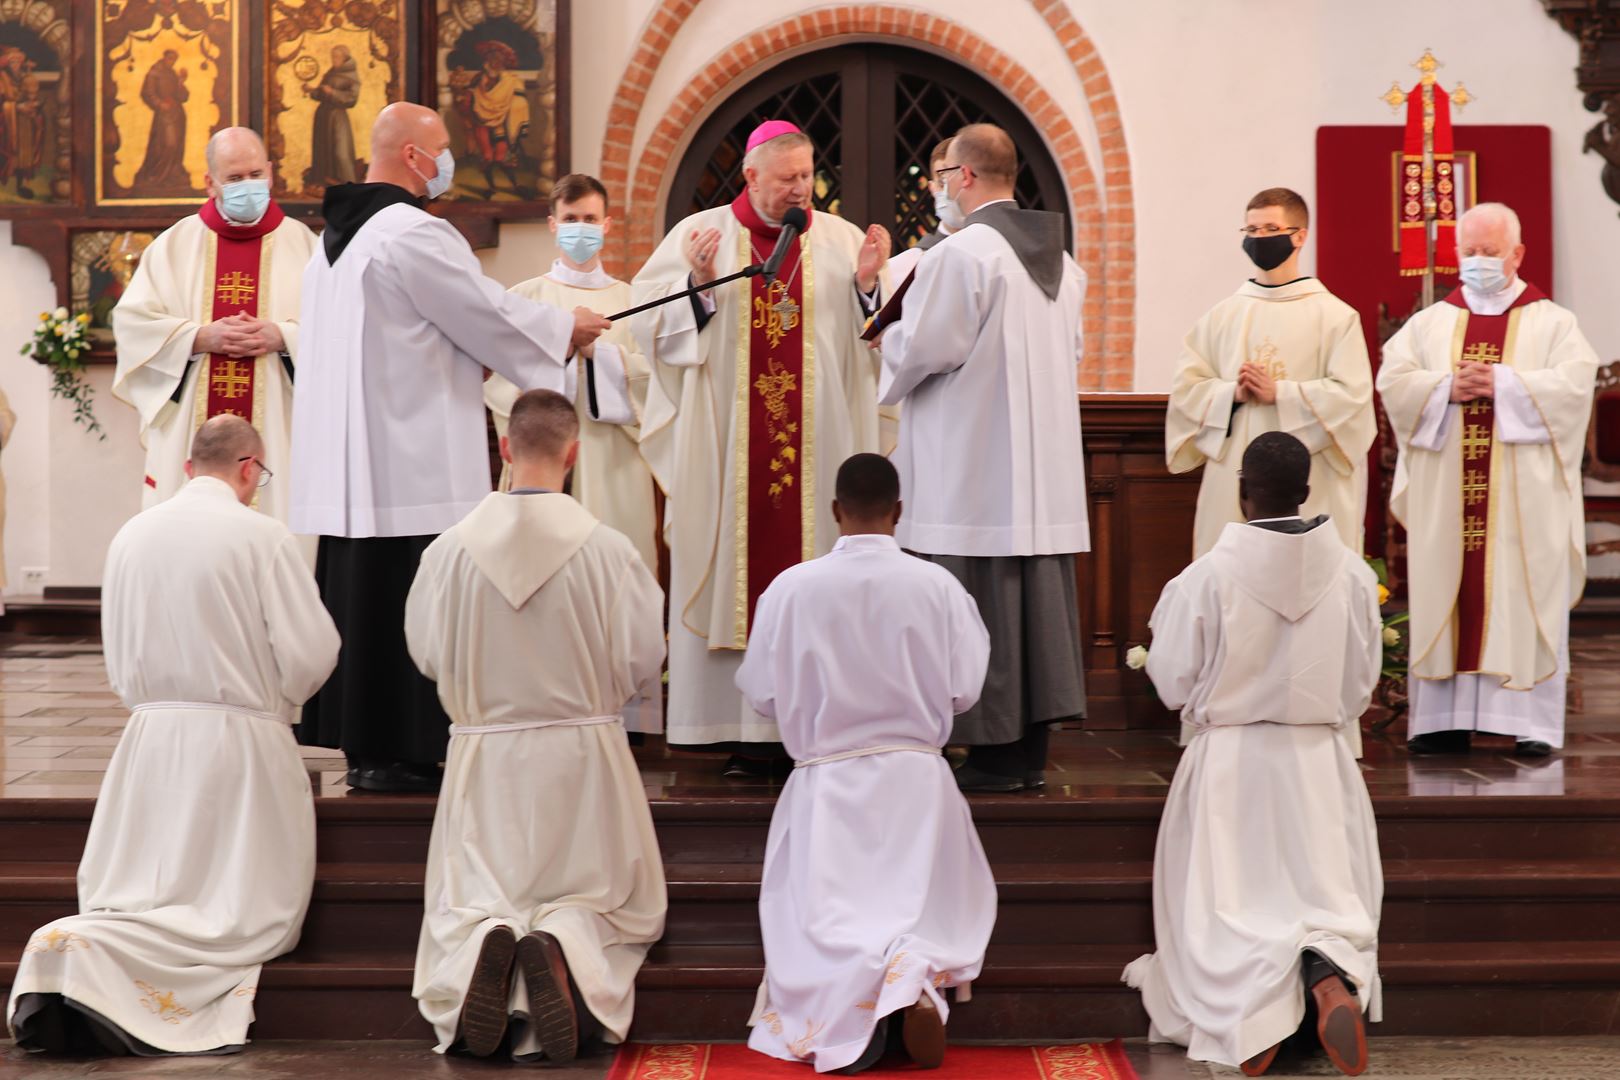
left=1441, top=283, right=1545, bottom=672
left=731, top=192, right=814, bottom=639
left=197, top=198, right=284, bottom=422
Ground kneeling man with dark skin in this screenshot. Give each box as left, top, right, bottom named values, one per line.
left=406, top=389, right=667, bottom=1063
left=1125, top=432, right=1383, bottom=1077
left=737, top=454, right=997, bottom=1073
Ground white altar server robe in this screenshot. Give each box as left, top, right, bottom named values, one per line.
left=406, top=492, right=667, bottom=1057
left=1124, top=520, right=1383, bottom=1068
left=290, top=202, right=572, bottom=538
left=7, top=476, right=338, bottom=1053
left=736, top=534, right=996, bottom=1073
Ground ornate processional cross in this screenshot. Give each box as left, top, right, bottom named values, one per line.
left=1380, top=49, right=1472, bottom=309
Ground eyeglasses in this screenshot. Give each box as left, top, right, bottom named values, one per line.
left=1238, top=225, right=1301, bottom=237
left=934, top=165, right=965, bottom=181
left=238, top=456, right=273, bottom=489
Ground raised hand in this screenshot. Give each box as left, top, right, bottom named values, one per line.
left=856, top=224, right=890, bottom=292
left=683, top=227, right=722, bottom=282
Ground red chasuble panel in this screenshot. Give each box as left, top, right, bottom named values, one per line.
left=197, top=199, right=285, bottom=423
left=1315, top=125, right=1553, bottom=568
left=731, top=192, right=814, bottom=636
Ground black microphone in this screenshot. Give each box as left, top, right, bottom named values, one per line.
left=760, top=206, right=808, bottom=285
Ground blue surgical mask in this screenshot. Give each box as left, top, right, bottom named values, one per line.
left=411, top=146, right=456, bottom=200
left=933, top=186, right=965, bottom=232
left=1459, top=255, right=1510, bottom=295
left=556, top=222, right=605, bottom=264
left=219, top=178, right=270, bottom=224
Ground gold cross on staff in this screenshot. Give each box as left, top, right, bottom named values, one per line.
left=1463, top=477, right=1489, bottom=506
left=216, top=271, right=256, bottom=308
left=210, top=359, right=253, bottom=399
left=1380, top=49, right=1474, bottom=111
left=1462, top=428, right=1492, bottom=461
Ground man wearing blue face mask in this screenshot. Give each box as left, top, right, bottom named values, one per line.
left=112, top=126, right=318, bottom=529
left=1379, top=202, right=1599, bottom=759
left=291, top=103, right=611, bottom=792
left=887, top=138, right=961, bottom=285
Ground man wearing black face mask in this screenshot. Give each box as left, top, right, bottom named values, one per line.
left=1166, top=188, right=1374, bottom=560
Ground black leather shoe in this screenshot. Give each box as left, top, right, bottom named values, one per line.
left=1406, top=730, right=1471, bottom=755
left=952, top=764, right=1024, bottom=793
left=835, top=1017, right=889, bottom=1074
left=1514, top=739, right=1554, bottom=758
left=348, top=760, right=442, bottom=793
left=1023, top=771, right=1047, bottom=791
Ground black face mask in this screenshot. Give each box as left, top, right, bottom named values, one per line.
left=1243, top=233, right=1296, bottom=271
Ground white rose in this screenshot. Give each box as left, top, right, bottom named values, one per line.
left=52, top=307, right=68, bottom=321
left=1382, top=626, right=1400, bottom=648
left=1125, top=645, right=1150, bottom=670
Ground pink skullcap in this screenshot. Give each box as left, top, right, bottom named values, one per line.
left=746, top=120, right=803, bottom=154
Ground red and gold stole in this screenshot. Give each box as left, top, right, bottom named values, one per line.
left=1441, top=283, right=1545, bottom=672
left=195, top=198, right=285, bottom=426
left=730, top=192, right=816, bottom=645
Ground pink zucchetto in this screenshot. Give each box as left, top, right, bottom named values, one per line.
left=745, top=120, right=803, bottom=153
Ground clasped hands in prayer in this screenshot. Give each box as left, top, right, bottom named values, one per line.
left=194, top=312, right=284, bottom=358
left=1233, top=362, right=1277, bottom=405
left=1449, top=359, right=1497, bottom=403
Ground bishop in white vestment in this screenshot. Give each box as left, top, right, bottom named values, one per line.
left=289, top=104, right=607, bottom=790
left=1125, top=433, right=1382, bottom=1077
left=1166, top=188, right=1374, bottom=557
left=8, top=417, right=339, bottom=1056
left=878, top=124, right=1089, bottom=792
left=633, top=120, right=889, bottom=758
left=407, top=390, right=667, bottom=1064
left=112, top=128, right=315, bottom=522
left=1377, top=204, right=1598, bottom=756
left=737, top=454, right=995, bottom=1074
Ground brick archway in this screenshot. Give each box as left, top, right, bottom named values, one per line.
left=600, top=2, right=1135, bottom=388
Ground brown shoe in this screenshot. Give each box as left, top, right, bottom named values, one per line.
left=1310, top=973, right=1368, bottom=1076
left=458, top=925, right=516, bottom=1057
left=901, top=994, right=946, bottom=1069
left=1241, top=1042, right=1281, bottom=1076
left=517, top=931, right=579, bottom=1064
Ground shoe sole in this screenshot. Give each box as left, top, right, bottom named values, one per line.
left=1241, top=1043, right=1280, bottom=1076
left=518, top=931, right=579, bottom=1064
left=347, top=773, right=441, bottom=793
left=1311, top=975, right=1367, bottom=1076
left=459, top=926, right=516, bottom=1057
left=901, top=996, right=946, bottom=1069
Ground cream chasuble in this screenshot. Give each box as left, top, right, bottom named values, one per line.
left=632, top=198, right=882, bottom=745
left=1378, top=281, right=1597, bottom=745
left=487, top=262, right=658, bottom=571
left=112, top=203, right=316, bottom=523
left=1166, top=278, right=1375, bottom=557
left=8, top=477, right=338, bottom=1054
left=406, top=493, right=666, bottom=1057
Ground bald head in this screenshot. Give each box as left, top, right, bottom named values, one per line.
left=368, top=102, right=451, bottom=195
left=205, top=127, right=268, bottom=182
left=943, top=123, right=1017, bottom=216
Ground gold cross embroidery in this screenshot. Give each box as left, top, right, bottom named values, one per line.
left=210, top=359, right=253, bottom=399
left=752, top=281, right=800, bottom=349
left=1462, top=428, right=1492, bottom=461
left=1460, top=341, right=1502, bottom=366
left=1463, top=477, right=1489, bottom=506
left=216, top=271, right=256, bottom=308
left=1463, top=521, right=1487, bottom=552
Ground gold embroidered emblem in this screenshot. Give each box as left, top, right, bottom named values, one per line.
left=754, top=359, right=800, bottom=505
left=1248, top=337, right=1287, bottom=381
left=854, top=1000, right=877, bottom=1011
left=136, top=980, right=194, bottom=1024
left=752, top=280, right=800, bottom=349
left=26, top=927, right=90, bottom=954
left=758, top=1009, right=784, bottom=1035
left=210, top=359, right=253, bottom=400
left=883, top=951, right=910, bottom=985
left=785, top=1019, right=826, bottom=1059
left=1458, top=341, right=1502, bottom=367
left=215, top=270, right=256, bottom=308
left=1461, top=428, right=1491, bottom=462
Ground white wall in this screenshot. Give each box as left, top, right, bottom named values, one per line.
left=2, top=0, right=1614, bottom=589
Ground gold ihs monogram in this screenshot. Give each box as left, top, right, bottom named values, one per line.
left=753, top=280, right=801, bottom=349
left=1247, top=337, right=1287, bottom=380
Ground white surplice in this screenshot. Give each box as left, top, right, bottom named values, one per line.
left=631, top=205, right=882, bottom=745
left=290, top=199, right=573, bottom=538
left=1125, top=520, right=1383, bottom=1068
left=878, top=209, right=1090, bottom=558
left=1165, top=278, right=1375, bottom=557
left=1377, top=279, right=1598, bottom=747
left=405, top=492, right=667, bottom=1057
left=735, top=534, right=996, bottom=1073
left=112, top=211, right=316, bottom=521
left=7, top=477, right=338, bottom=1054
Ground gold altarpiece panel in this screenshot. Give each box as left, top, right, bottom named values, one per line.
left=0, top=0, right=72, bottom=205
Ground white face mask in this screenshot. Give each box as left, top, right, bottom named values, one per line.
left=1459, top=255, right=1510, bottom=295
left=933, top=185, right=966, bottom=231
left=411, top=146, right=456, bottom=200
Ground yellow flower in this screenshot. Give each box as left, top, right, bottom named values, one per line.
left=38, top=312, right=49, bottom=322
left=1377, top=584, right=1390, bottom=606
left=76, top=313, right=90, bottom=324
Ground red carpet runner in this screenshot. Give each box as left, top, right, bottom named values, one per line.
left=608, top=1040, right=1139, bottom=1079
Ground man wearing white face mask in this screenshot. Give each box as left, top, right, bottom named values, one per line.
left=290, top=102, right=610, bottom=792
left=113, top=126, right=316, bottom=523
left=887, top=138, right=962, bottom=284
left=1379, top=202, right=1599, bottom=758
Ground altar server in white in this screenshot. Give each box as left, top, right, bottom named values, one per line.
left=737, top=453, right=996, bottom=1074
left=113, top=127, right=316, bottom=521
left=1166, top=187, right=1374, bottom=557
left=633, top=120, right=889, bottom=769
left=8, top=416, right=338, bottom=1057
left=1125, top=432, right=1382, bottom=1078
left=290, top=102, right=611, bottom=792
left=1379, top=203, right=1597, bottom=758
left=407, top=389, right=667, bottom=1065
left=877, top=123, right=1089, bottom=793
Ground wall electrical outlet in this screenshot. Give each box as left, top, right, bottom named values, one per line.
left=19, top=567, right=47, bottom=592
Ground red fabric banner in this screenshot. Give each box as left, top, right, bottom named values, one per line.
left=1442, top=283, right=1545, bottom=671
left=1398, top=82, right=1458, bottom=276
left=197, top=198, right=285, bottom=421
left=731, top=192, right=813, bottom=631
